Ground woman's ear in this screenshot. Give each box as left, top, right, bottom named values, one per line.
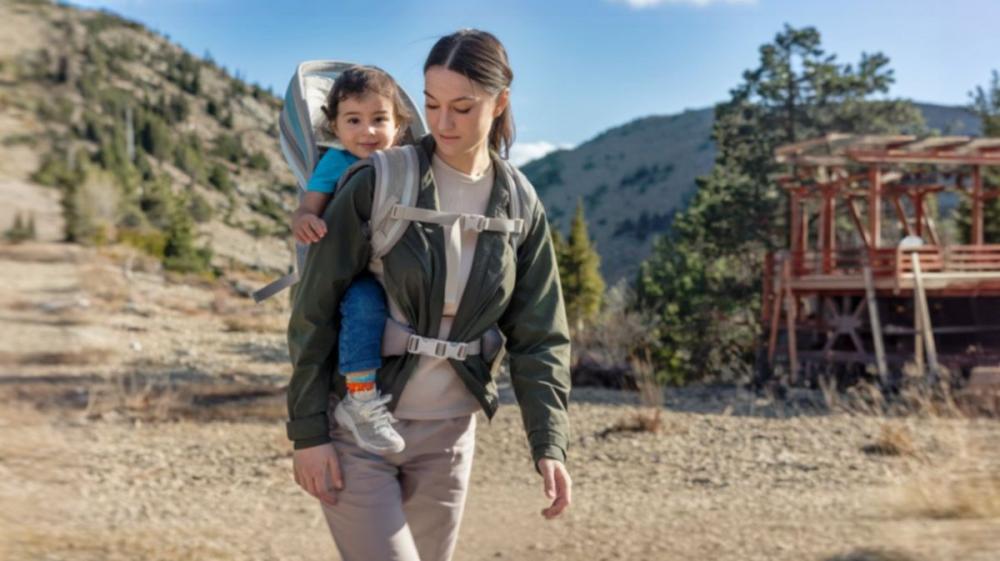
left=493, top=89, right=510, bottom=118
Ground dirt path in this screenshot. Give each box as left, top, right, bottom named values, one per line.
left=1, top=243, right=998, bottom=561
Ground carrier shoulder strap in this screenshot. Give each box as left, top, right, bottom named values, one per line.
left=369, top=146, right=421, bottom=260
left=501, top=160, right=537, bottom=251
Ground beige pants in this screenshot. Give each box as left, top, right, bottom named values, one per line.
left=321, top=414, right=477, bottom=561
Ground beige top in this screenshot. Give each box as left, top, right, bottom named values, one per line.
left=371, top=154, right=494, bottom=419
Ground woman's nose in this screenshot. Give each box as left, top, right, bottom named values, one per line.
left=437, top=109, right=453, bottom=131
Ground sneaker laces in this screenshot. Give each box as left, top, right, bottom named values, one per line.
left=355, top=394, right=398, bottom=426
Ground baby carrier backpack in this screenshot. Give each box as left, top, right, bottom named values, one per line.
left=254, top=60, right=538, bottom=364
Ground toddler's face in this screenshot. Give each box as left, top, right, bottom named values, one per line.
left=331, top=92, right=400, bottom=159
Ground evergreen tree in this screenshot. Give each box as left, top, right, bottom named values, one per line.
left=638, top=25, right=924, bottom=383
left=957, top=70, right=1000, bottom=243
left=561, top=200, right=605, bottom=331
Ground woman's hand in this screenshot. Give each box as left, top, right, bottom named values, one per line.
left=293, top=443, right=343, bottom=507
left=537, top=458, right=572, bottom=519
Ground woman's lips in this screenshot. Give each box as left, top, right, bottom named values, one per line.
left=438, top=134, right=460, bottom=143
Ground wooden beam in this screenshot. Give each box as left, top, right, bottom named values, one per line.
left=846, top=198, right=872, bottom=249
left=869, top=167, right=882, bottom=249
left=891, top=196, right=915, bottom=237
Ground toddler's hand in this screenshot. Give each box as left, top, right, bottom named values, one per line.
left=293, top=214, right=328, bottom=244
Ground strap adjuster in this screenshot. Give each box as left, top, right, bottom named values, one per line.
left=464, top=215, right=488, bottom=232
left=405, top=334, right=469, bottom=360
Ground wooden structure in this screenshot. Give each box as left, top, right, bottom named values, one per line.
left=759, top=134, right=1000, bottom=388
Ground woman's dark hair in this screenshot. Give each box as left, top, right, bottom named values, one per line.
left=321, top=65, right=412, bottom=139
left=424, top=29, right=515, bottom=159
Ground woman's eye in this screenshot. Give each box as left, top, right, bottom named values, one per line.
left=454, top=107, right=471, bottom=115
left=425, top=104, right=439, bottom=111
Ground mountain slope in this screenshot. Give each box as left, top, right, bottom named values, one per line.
left=0, top=0, right=295, bottom=276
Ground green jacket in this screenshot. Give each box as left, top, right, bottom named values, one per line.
left=285, top=136, right=572, bottom=466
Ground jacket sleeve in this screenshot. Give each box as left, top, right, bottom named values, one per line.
left=497, top=197, right=572, bottom=467
left=285, top=166, right=374, bottom=449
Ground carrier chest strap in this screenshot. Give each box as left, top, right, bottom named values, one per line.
left=388, top=205, right=525, bottom=235
left=388, top=204, right=524, bottom=313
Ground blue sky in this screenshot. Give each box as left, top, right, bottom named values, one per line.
left=72, top=0, right=1000, bottom=164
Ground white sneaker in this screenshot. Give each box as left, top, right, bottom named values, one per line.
left=334, top=393, right=405, bottom=455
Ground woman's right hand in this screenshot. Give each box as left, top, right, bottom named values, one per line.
left=293, top=443, right=343, bottom=507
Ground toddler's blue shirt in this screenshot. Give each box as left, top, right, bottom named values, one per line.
left=306, top=148, right=359, bottom=194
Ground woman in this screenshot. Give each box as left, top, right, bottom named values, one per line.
left=286, top=29, right=572, bottom=561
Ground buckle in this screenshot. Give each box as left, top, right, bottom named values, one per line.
left=407, top=335, right=420, bottom=353
left=454, top=343, right=468, bottom=360
left=434, top=341, right=447, bottom=358
left=465, top=215, right=487, bottom=232
left=389, top=205, right=404, bottom=220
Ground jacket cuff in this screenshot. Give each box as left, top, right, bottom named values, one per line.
left=531, top=443, right=567, bottom=472
left=286, top=413, right=330, bottom=443
left=293, top=434, right=333, bottom=450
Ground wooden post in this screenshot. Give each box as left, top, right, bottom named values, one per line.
left=913, top=193, right=924, bottom=238
left=869, top=166, right=882, bottom=249
left=863, top=261, right=889, bottom=385
left=910, top=251, right=940, bottom=382
left=821, top=190, right=835, bottom=274
left=973, top=165, right=984, bottom=245
left=768, top=253, right=783, bottom=364
left=790, top=190, right=802, bottom=255
left=783, top=258, right=799, bottom=384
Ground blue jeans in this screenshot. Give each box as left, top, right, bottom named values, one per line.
left=338, top=274, right=387, bottom=375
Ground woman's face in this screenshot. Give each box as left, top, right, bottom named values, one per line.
left=424, top=65, right=507, bottom=161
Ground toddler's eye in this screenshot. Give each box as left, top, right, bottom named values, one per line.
left=347, top=117, right=360, bottom=125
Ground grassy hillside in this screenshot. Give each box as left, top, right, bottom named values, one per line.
left=0, top=0, right=296, bottom=278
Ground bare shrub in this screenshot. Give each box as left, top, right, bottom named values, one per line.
left=573, top=280, right=660, bottom=388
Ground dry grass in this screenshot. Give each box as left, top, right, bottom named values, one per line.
left=222, top=313, right=285, bottom=334
left=824, top=550, right=923, bottom=561
left=0, top=348, right=111, bottom=366
left=82, top=373, right=287, bottom=423
left=77, top=262, right=131, bottom=309
left=862, top=423, right=918, bottom=458
left=0, top=243, right=77, bottom=263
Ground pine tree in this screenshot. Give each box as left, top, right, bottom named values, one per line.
left=560, top=200, right=605, bottom=331
left=957, top=70, right=1000, bottom=243
left=638, top=25, right=923, bottom=382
